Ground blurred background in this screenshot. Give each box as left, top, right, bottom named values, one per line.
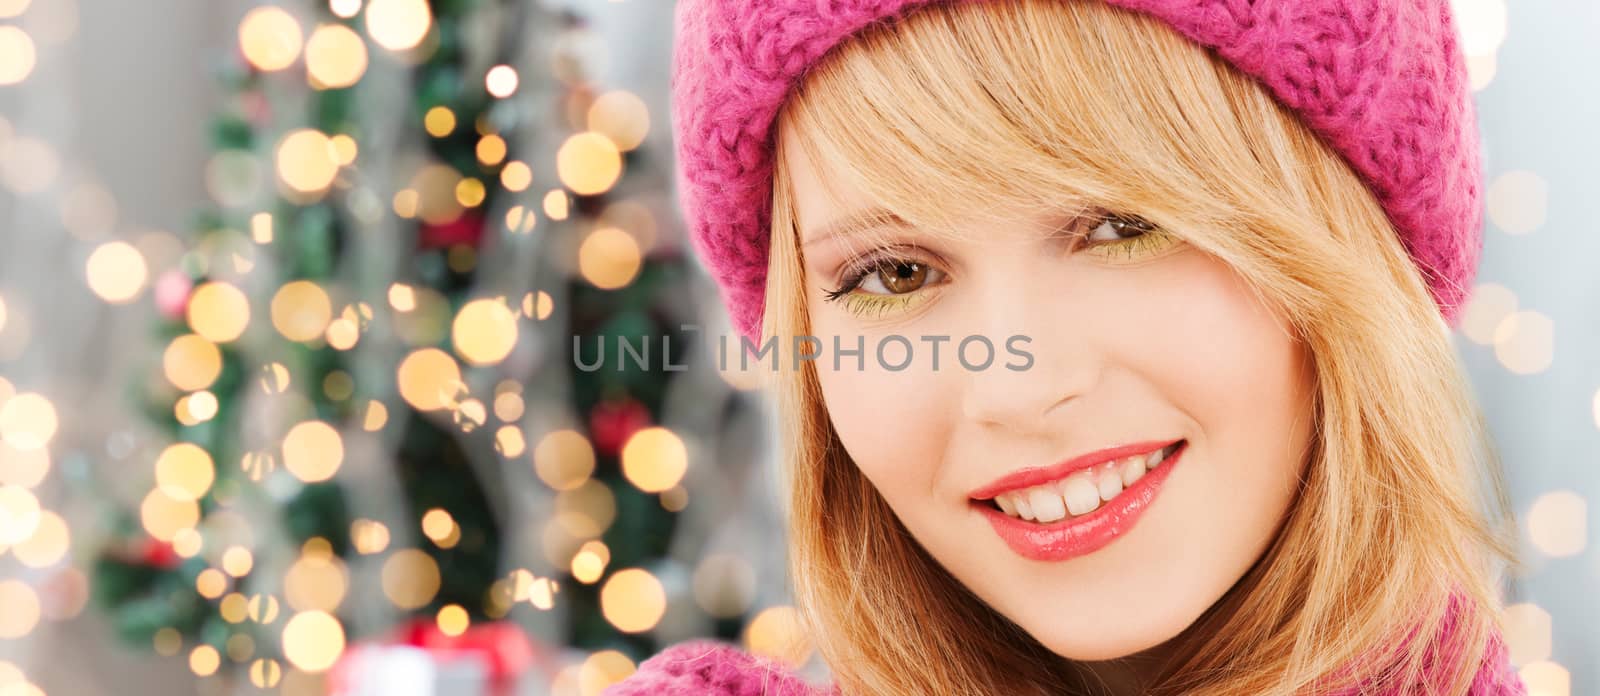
left=0, top=0, right=1590, bottom=694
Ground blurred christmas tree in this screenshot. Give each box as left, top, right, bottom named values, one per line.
left=84, top=0, right=716, bottom=691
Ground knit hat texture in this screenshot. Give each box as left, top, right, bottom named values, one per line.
left=670, top=0, right=1484, bottom=341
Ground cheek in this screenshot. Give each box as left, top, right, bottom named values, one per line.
left=809, top=322, right=958, bottom=506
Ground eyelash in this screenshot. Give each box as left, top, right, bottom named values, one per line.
left=821, top=211, right=1175, bottom=310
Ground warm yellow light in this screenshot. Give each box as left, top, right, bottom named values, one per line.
left=0, top=580, right=39, bottom=638
left=0, top=393, right=57, bottom=451
left=499, top=161, right=531, bottom=192
left=494, top=425, right=525, bottom=458
left=557, top=132, right=622, bottom=195
left=329, top=0, right=361, bottom=18
left=0, top=484, right=40, bottom=545
left=397, top=348, right=462, bottom=411
left=270, top=280, right=333, bottom=342
left=189, top=644, right=221, bottom=676
left=587, top=91, right=650, bottom=152
left=579, top=650, right=637, bottom=696
left=621, top=427, right=688, bottom=493
left=381, top=549, right=441, bottom=609
left=12, top=509, right=68, bottom=568
left=140, top=488, right=200, bottom=542
left=523, top=291, right=554, bottom=320
left=0, top=0, right=31, bottom=20
left=476, top=135, right=506, bottom=165
left=282, top=611, right=345, bottom=673
left=155, top=442, right=215, bottom=502
left=423, top=106, right=455, bottom=137
left=85, top=241, right=148, bottom=303
left=392, top=188, right=419, bottom=218
left=454, top=177, right=486, bottom=207
left=743, top=605, right=814, bottom=668
left=187, top=282, right=251, bottom=343
left=364, top=0, right=431, bottom=51
left=452, top=298, right=518, bottom=366
left=222, top=546, right=255, bottom=577
left=362, top=400, right=388, bottom=432
left=351, top=518, right=390, bottom=554
left=577, top=226, right=641, bottom=290
left=285, top=553, right=347, bottom=611
left=533, top=430, right=596, bottom=491
left=305, top=24, right=367, bottom=89
left=282, top=420, right=344, bottom=483
left=485, top=64, right=518, bottom=98
left=543, top=189, right=569, bottom=220
left=238, top=7, right=303, bottom=72
left=163, top=335, right=222, bottom=392
left=329, top=134, right=358, bottom=165
left=276, top=129, right=340, bottom=195
left=600, top=568, right=666, bottom=634
left=420, top=508, right=454, bottom=541
left=436, top=604, right=469, bottom=637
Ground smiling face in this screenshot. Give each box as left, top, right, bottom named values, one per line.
left=783, top=139, right=1319, bottom=661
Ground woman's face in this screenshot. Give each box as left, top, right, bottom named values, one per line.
left=785, top=143, right=1317, bottom=661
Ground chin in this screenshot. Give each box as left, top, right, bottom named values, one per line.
left=1025, top=618, right=1179, bottom=662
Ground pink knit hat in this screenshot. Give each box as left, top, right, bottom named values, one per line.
left=669, top=0, right=1484, bottom=342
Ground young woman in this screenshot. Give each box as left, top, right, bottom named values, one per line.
left=608, top=0, right=1525, bottom=693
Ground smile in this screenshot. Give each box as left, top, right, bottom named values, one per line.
left=970, top=439, right=1188, bottom=562
left=988, top=442, right=1181, bottom=523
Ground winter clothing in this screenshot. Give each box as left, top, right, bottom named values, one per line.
left=669, top=0, right=1486, bottom=341
left=602, top=598, right=1527, bottom=694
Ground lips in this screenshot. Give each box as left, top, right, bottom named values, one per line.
left=971, top=440, right=1188, bottom=561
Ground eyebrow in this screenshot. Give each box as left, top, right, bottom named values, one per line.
left=801, top=207, right=913, bottom=247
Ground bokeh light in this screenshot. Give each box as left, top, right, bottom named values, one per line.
left=187, top=281, right=251, bottom=343
left=271, top=280, right=333, bottom=342
left=364, top=0, right=432, bottom=51
left=587, top=91, right=650, bottom=151
left=534, top=429, right=596, bottom=491
left=621, top=427, right=688, bottom=493
left=599, top=568, right=665, bottom=634
left=0, top=27, right=37, bottom=86
left=557, top=132, right=622, bottom=195
left=578, top=226, right=641, bottom=290
left=275, top=129, right=340, bottom=195
left=85, top=241, right=148, bottom=303
left=281, top=611, right=345, bottom=672
left=305, top=24, right=368, bottom=89
left=486, top=64, right=518, bottom=98
left=155, top=442, right=216, bottom=502
left=238, top=6, right=304, bottom=72
left=282, top=420, right=344, bottom=483
left=452, top=298, right=519, bottom=365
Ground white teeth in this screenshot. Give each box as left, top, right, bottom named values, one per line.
left=995, top=494, right=1017, bottom=516
left=1121, top=456, right=1146, bottom=486
left=988, top=443, right=1183, bottom=523
left=1061, top=474, right=1101, bottom=516
left=1014, top=495, right=1034, bottom=521
left=1097, top=466, right=1124, bottom=501
left=1029, top=487, right=1067, bottom=523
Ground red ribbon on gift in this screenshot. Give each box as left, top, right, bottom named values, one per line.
left=327, top=617, right=548, bottom=696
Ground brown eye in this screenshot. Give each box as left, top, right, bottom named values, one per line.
left=1087, top=213, right=1157, bottom=242
left=877, top=261, right=929, bottom=294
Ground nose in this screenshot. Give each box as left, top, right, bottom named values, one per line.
left=957, top=271, right=1101, bottom=435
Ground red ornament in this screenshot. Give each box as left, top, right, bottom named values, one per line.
left=418, top=210, right=486, bottom=250
left=138, top=538, right=181, bottom=570
left=588, top=397, right=652, bottom=457
left=327, top=617, right=550, bottom=696
left=153, top=270, right=193, bottom=320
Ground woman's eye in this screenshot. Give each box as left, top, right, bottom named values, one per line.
left=822, top=257, right=947, bottom=318
left=1079, top=212, right=1182, bottom=260
left=859, top=261, right=938, bottom=295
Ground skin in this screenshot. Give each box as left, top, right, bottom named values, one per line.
left=784, top=141, right=1318, bottom=678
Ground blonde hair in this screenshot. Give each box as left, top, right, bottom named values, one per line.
left=762, top=1, right=1520, bottom=694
